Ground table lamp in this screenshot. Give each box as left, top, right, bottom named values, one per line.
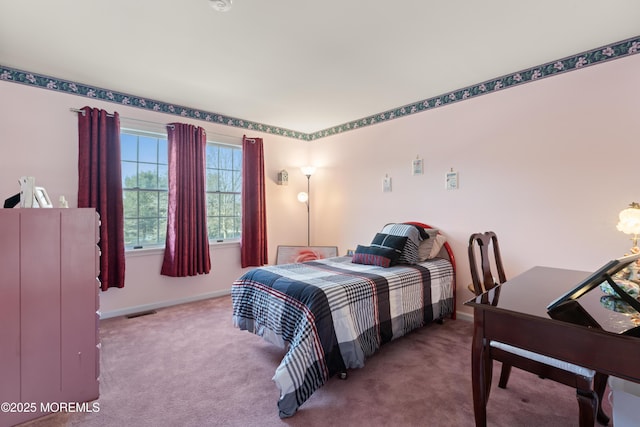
left=617, top=202, right=640, bottom=280
left=617, top=202, right=640, bottom=253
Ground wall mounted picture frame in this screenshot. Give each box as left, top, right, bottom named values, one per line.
left=446, top=170, right=459, bottom=190
left=276, top=245, right=338, bottom=265
left=412, top=158, right=424, bottom=175
left=383, top=175, right=392, bottom=192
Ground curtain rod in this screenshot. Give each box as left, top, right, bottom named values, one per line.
left=69, top=108, right=175, bottom=129
left=69, top=108, right=250, bottom=140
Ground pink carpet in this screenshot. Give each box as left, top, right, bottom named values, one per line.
left=22, top=295, right=612, bottom=427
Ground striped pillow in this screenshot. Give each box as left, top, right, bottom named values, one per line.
left=352, top=244, right=401, bottom=268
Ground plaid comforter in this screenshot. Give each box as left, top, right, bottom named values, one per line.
left=231, top=256, right=454, bottom=418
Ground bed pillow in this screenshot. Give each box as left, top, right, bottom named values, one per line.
left=370, top=233, right=407, bottom=256
left=416, top=228, right=448, bottom=261
left=428, top=233, right=448, bottom=259
left=381, top=223, right=422, bottom=264
left=417, top=229, right=438, bottom=261
left=352, top=244, right=401, bottom=268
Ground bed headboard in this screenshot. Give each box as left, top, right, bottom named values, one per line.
left=404, top=221, right=457, bottom=319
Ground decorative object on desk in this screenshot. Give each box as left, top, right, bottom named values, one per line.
left=600, top=278, right=640, bottom=299
left=298, top=166, right=315, bottom=246
left=600, top=295, right=640, bottom=317
left=412, top=156, right=423, bottom=175
left=276, top=245, right=338, bottom=265
left=547, top=253, right=640, bottom=311
left=19, top=176, right=35, bottom=208
left=34, top=187, right=53, bottom=208
left=3, top=193, right=20, bottom=208
left=58, top=195, right=69, bottom=208
left=276, top=169, right=288, bottom=186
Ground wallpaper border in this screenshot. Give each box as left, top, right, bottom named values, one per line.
left=1, top=36, right=638, bottom=142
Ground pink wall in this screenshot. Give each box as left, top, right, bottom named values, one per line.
left=0, top=83, right=310, bottom=317
left=1, top=53, right=638, bottom=318
left=310, top=54, right=640, bottom=317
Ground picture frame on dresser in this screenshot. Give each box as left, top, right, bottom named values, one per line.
left=34, top=187, right=53, bottom=208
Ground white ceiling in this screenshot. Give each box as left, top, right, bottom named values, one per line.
left=1, top=0, right=639, bottom=134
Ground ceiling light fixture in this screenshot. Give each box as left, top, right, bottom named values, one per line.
left=209, top=0, right=232, bottom=12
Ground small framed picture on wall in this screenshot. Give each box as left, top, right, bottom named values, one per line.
left=412, top=158, right=423, bottom=175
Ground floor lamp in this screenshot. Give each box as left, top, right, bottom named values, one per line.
left=297, top=166, right=315, bottom=246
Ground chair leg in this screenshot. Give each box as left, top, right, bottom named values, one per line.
left=594, top=373, right=610, bottom=426
left=484, top=357, right=494, bottom=403
left=576, top=389, right=597, bottom=427
left=498, top=363, right=511, bottom=389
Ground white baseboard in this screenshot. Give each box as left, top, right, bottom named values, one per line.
left=99, top=289, right=231, bottom=320
left=100, top=290, right=474, bottom=322
left=455, top=310, right=473, bottom=322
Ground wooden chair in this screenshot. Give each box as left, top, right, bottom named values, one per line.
left=468, top=231, right=609, bottom=426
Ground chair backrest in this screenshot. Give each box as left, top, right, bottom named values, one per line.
left=468, top=231, right=507, bottom=296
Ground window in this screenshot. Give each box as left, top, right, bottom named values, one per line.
left=121, top=130, right=168, bottom=248
left=120, top=129, right=242, bottom=248
left=205, top=143, right=242, bottom=240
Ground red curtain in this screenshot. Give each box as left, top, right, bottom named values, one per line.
left=241, top=135, right=268, bottom=267
left=77, top=106, right=126, bottom=291
left=161, top=123, right=211, bottom=277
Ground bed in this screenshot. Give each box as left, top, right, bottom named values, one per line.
left=231, top=222, right=457, bottom=418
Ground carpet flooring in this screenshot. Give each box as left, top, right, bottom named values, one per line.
left=21, top=295, right=612, bottom=427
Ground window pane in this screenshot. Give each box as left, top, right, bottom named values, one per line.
left=158, top=164, right=168, bottom=189
left=124, top=219, right=139, bottom=246
left=232, top=148, right=242, bottom=170
left=123, top=190, right=139, bottom=218
left=207, top=192, right=220, bottom=216
left=139, top=190, right=159, bottom=217
left=221, top=194, right=235, bottom=216
left=139, top=218, right=159, bottom=244
left=206, top=170, right=219, bottom=192
left=121, top=134, right=138, bottom=161
left=138, top=163, right=158, bottom=189
left=234, top=194, right=241, bottom=217
left=138, top=136, right=158, bottom=163
left=219, top=146, right=233, bottom=170
left=222, top=217, right=235, bottom=239
left=121, top=161, right=138, bottom=188
left=205, top=142, right=242, bottom=242
left=207, top=217, right=220, bottom=240
left=206, top=145, right=218, bottom=168
left=159, top=191, right=168, bottom=218
left=158, top=138, right=168, bottom=164
left=219, top=170, right=233, bottom=192
left=232, top=170, right=241, bottom=193
left=158, top=218, right=167, bottom=242
left=120, top=130, right=169, bottom=249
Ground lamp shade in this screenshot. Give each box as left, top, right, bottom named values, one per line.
left=616, top=202, right=640, bottom=235
left=300, top=166, right=316, bottom=177
left=297, top=192, right=309, bottom=203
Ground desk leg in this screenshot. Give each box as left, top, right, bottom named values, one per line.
left=471, top=310, right=490, bottom=427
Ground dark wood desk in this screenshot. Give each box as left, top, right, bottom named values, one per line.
left=465, top=266, right=640, bottom=426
